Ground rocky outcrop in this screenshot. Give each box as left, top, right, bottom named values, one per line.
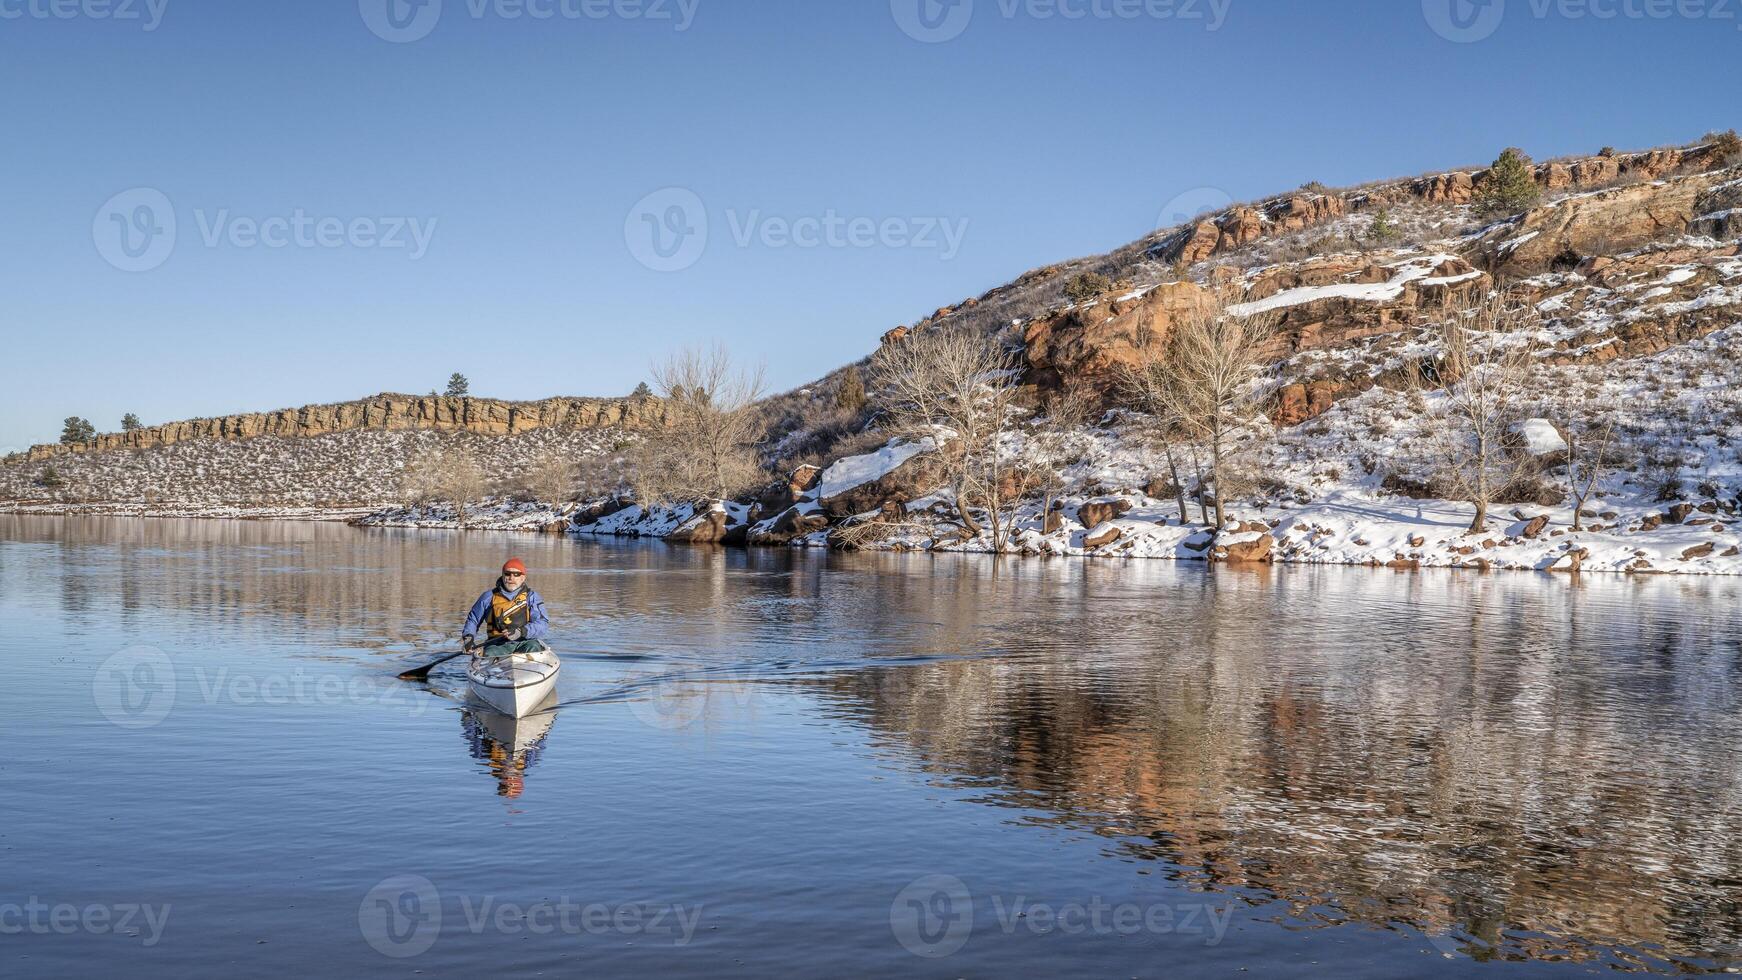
left=1478, top=170, right=1731, bottom=274
left=1023, top=281, right=1218, bottom=389
left=27, top=392, right=666, bottom=462
left=1023, top=255, right=1481, bottom=399
left=1152, top=143, right=1730, bottom=269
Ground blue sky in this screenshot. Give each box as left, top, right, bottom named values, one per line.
left=1, top=0, right=1736, bottom=450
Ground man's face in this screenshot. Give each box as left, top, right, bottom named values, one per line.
left=502, top=570, right=526, bottom=589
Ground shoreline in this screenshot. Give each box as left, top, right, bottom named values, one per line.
left=8, top=493, right=1738, bottom=577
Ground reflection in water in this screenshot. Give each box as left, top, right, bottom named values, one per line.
left=461, top=703, right=557, bottom=799
left=809, top=566, right=1742, bottom=971
left=8, top=515, right=1742, bottom=973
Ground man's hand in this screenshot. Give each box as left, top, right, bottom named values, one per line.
left=462, top=634, right=476, bottom=653
left=504, top=628, right=525, bottom=642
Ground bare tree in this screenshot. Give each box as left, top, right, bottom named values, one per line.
left=1027, top=386, right=1098, bottom=528
left=869, top=325, right=1025, bottom=550
left=403, top=444, right=487, bottom=520
left=1117, top=349, right=1194, bottom=525
left=1565, top=417, right=1615, bottom=532
left=526, top=451, right=578, bottom=507
left=1127, top=290, right=1279, bottom=529
left=636, top=345, right=767, bottom=505
left=1423, top=294, right=1540, bottom=532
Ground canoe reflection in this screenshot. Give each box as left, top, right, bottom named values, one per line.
left=460, top=699, right=557, bottom=798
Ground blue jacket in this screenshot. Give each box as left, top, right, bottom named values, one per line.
left=463, top=580, right=550, bottom=641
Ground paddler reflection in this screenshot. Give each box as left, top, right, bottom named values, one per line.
left=461, top=702, right=557, bottom=798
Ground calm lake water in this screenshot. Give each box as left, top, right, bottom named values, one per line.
left=5, top=515, right=1742, bottom=978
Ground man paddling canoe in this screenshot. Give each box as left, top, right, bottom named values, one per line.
left=462, top=558, right=550, bottom=659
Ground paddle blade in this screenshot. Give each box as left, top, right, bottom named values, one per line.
left=398, top=650, right=466, bottom=681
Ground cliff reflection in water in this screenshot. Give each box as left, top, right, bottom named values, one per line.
left=808, top=564, right=1742, bottom=969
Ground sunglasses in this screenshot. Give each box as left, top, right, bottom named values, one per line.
left=503, top=570, right=526, bottom=578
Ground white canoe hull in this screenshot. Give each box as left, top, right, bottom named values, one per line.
left=467, top=646, right=561, bottom=718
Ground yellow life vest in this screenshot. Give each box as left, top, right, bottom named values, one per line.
left=486, top=588, right=532, bottom=639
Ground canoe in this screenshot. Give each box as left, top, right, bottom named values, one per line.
left=466, top=645, right=561, bottom=718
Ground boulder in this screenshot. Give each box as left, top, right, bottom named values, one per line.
left=1214, top=532, right=1273, bottom=564
left=816, top=441, right=945, bottom=519
left=1083, top=525, right=1123, bottom=549
left=1077, top=499, right=1132, bottom=528
left=748, top=506, right=830, bottom=546
left=1520, top=515, right=1550, bottom=539
left=667, top=507, right=729, bottom=543
left=1681, top=542, right=1716, bottom=561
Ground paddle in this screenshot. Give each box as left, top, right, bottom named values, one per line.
left=398, top=648, right=472, bottom=681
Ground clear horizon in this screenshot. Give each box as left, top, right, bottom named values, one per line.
left=3, top=0, right=1738, bottom=451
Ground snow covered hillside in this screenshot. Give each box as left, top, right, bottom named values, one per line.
left=0, top=428, right=630, bottom=520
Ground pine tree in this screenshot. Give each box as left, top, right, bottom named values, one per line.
left=121, top=413, right=141, bottom=431
left=1474, top=148, right=1541, bottom=218
left=835, top=367, right=867, bottom=414
left=1368, top=208, right=1400, bottom=244
left=445, top=373, right=470, bottom=397
left=39, top=466, right=63, bottom=488
left=60, top=417, right=95, bottom=445
left=631, top=381, right=653, bottom=398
